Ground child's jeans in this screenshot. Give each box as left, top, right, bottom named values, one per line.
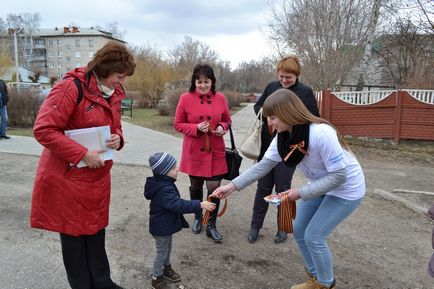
left=293, top=194, right=362, bottom=286
left=153, top=235, right=172, bottom=277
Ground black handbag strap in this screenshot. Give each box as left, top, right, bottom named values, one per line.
left=228, top=126, right=236, bottom=150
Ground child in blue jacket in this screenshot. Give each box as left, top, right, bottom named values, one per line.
left=144, top=152, right=215, bottom=289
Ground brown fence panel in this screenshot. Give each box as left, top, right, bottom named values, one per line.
left=318, top=90, right=434, bottom=142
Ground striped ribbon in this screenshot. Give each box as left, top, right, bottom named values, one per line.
left=202, top=196, right=228, bottom=224
left=278, top=194, right=297, bottom=233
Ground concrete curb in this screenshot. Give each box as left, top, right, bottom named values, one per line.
left=392, top=189, right=434, bottom=196
left=372, top=188, right=428, bottom=214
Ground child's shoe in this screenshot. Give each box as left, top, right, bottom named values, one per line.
left=163, top=264, right=181, bottom=282
left=151, top=275, right=170, bottom=289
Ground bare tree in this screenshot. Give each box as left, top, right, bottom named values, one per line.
left=126, top=45, right=174, bottom=107
left=233, top=58, right=276, bottom=92
left=6, top=13, right=41, bottom=70
left=167, top=36, right=219, bottom=86
left=267, top=0, right=377, bottom=90
left=372, top=19, right=433, bottom=87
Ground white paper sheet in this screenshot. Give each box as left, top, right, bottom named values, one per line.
left=65, top=125, right=113, bottom=168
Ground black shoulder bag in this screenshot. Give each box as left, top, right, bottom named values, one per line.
left=223, top=126, right=243, bottom=180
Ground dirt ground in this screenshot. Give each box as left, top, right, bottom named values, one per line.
left=1, top=140, right=434, bottom=289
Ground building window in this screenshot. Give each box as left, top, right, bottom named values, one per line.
left=89, top=39, right=94, bottom=47
left=48, top=51, right=54, bottom=57
left=58, top=62, right=63, bottom=68
left=76, top=63, right=81, bottom=68
left=66, top=56, right=71, bottom=62
left=65, top=45, right=71, bottom=51
left=48, top=39, right=54, bottom=46
left=76, top=51, right=81, bottom=57
left=88, top=51, right=94, bottom=58
left=75, top=39, right=80, bottom=47
left=49, top=62, right=55, bottom=68
left=58, top=51, right=62, bottom=57
left=57, top=39, right=62, bottom=46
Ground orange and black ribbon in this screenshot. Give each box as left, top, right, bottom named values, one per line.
left=284, top=140, right=306, bottom=162
left=278, top=194, right=297, bottom=233
left=202, top=196, right=228, bottom=224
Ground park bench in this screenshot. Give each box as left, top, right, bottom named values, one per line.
left=121, top=98, right=133, bottom=117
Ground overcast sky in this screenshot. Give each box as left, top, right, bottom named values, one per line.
left=2, top=0, right=274, bottom=68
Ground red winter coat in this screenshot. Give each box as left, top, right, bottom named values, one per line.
left=30, top=68, right=125, bottom=237
left=174, top=91, right=231, bottom=177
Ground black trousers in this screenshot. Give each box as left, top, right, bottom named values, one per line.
left=250, top=162, right=295, bottom=230
left=60, top=228, right=114, bottom=289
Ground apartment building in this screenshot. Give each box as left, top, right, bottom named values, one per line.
left=0, top=26, right=125, bottom=78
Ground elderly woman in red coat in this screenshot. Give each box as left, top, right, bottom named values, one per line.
left=174, top=64, right=231, bottom=243
left=30, top=41, right=135, bottom=289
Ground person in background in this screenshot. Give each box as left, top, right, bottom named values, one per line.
left=173, top=63, right=232, bottom=243
left=428, top=203, right=434, bottom=278
left=144, top=152, right=215, bottom=289
left=0, top=78, right=10, bottom=139
left=212, top=89, right=365, bottom=289
left=248, top=55, right=320, bottom=244
left=30, top=41, right=136, bottom=289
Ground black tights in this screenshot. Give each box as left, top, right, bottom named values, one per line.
left=189, top=176, right=221, bottom=197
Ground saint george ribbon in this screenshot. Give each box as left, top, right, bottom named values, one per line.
left=284, top=140, right=306, bottom=162
left=279, top=194, right=296, bottom=233
left=202, top=196, right=228, bottom=224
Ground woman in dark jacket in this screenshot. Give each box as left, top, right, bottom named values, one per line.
left=248, top=55, right=320, bottom=244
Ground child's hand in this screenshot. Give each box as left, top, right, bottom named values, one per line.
left=200, top=201, right=216, bottom=211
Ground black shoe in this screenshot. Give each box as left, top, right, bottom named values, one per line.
left=274, top=230, right=287, bottom=244
left=247, top=227, right=259, bottom=243
left=206, top=225, right=222, bottom=243
left=192, top=219, right=202, bottom=234
left=0, top=135, right=10, bottom=139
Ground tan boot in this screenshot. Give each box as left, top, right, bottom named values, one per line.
left=290, top=270, right=316, bottom=289
left=291, top=270, right=336, bottom=289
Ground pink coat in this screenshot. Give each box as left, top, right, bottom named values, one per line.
left=30, top=68, right=124, bottom=237
left=174, top=91, right=231, bottom=177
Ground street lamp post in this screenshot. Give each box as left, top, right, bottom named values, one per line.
left=13, top=27, right=24, bottom=90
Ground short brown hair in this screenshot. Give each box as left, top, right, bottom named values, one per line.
left=87, top=41, right=136, bottom=78
left=276, top=55, right=301, bottom=76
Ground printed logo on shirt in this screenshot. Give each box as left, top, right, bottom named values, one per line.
left=329, top=152, right=344, bottom=164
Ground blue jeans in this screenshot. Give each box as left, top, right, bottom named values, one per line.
left=153, top=235, right=172, bottom=277
left=293, top=195, right=362, bottom=286
left=0, top=105, right=7, bottom=136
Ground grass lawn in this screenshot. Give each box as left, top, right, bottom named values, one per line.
left=122, top=108, right=182, bottom=137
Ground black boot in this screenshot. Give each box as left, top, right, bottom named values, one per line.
left=206, top=195, right=222, bottom=243
left=190, top=187, right=203, bottom=234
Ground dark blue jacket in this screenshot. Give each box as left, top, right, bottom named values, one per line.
left=0, top=79, right=9, bottom=107
left=144, top=174, right=201, bottom=236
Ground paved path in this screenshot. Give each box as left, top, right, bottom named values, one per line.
left=0, top=104, right=257, bottom=169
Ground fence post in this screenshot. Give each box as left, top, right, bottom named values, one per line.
left=393, top=90, right=403, bottom=143
left=322, top=89, right=332, bottom=121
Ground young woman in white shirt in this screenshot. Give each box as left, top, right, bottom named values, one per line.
left=211, top=88, right=365, bottom=289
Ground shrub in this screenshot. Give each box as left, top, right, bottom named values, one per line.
left=223, top=90, right=244, bottom=109
left=7, top=87, right=44, bottom=128
left=162, top=88, right=184, bottom=116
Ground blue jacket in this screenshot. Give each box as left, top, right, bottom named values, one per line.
left=144, top=174, right=201, bottom=236
left=0, top=79, right=9, bottom=107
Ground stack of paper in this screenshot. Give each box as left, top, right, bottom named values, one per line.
left=65, top=125, right=113, bottom=168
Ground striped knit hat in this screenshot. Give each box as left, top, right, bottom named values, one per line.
left=148, top=152, right=177, bottom=175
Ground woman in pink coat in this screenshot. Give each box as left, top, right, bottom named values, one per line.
left=174, top=64, right=231, bottom=242
left=31, top=41, right=135, bottom=289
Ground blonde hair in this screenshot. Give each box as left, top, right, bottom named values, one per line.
left=276, top=55, right=301, bottom=76
left=263, top=89, right=350, bottom=150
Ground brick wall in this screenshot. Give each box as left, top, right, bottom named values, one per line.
left=319, top=90, right=434, bottom=142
